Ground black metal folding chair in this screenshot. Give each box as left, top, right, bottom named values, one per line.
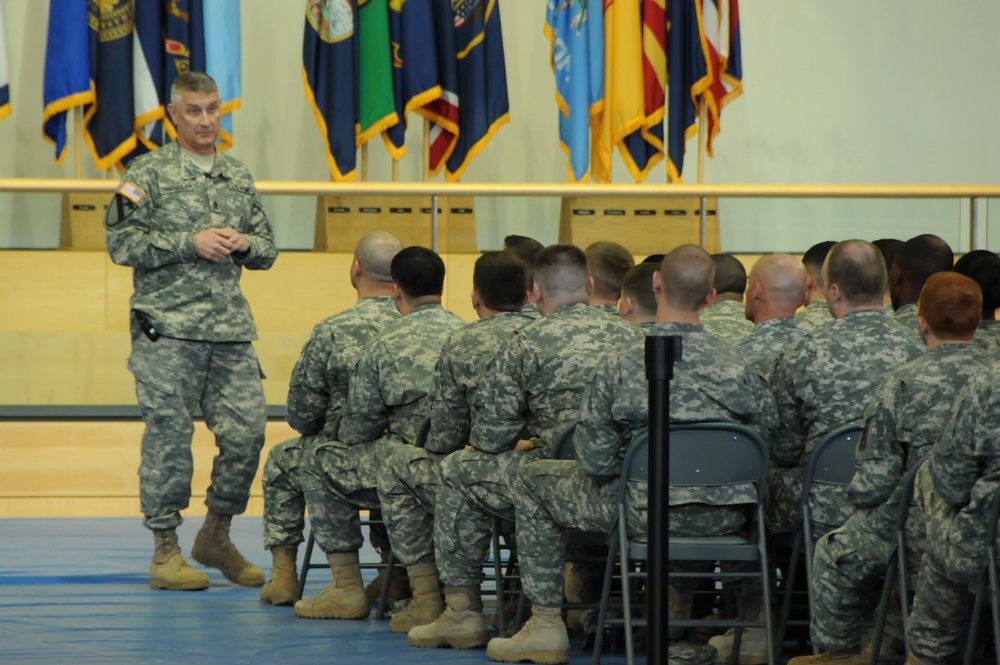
left=964, top=488, right=1000, bottom=665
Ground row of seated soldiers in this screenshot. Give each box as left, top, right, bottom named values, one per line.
left=162, top=226, right=1000, bottom=665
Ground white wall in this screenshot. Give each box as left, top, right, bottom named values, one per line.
left=1, top=0, right=998, bottom=251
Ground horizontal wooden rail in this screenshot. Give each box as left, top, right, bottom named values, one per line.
left=2, top=178, right=1000, bottom=199
left=0, top=405, right=287, bottom=420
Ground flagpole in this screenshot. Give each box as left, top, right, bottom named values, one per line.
left=361, top=143, right=369, bottom=182
left=392, top=158, right=399, bottom=183
left=697, top=100, right=707, bottom=185
left=73, top=108, right=83, bottom=179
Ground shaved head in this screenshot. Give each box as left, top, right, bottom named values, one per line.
left=659, top=245, right=715, bottom=312
left=824, top=240, right=886, bottom=307
left=751, top=254, right=807, bottom=306
left=355, top=231, right=403, bottom=283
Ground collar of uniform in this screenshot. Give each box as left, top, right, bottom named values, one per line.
left=756, top=317, right=799, bottom=331
left=171, top=142, right=228, bottom=180
left=547, top=301, right=591, bottom=318
left=409, top=302, right=443, bottom=315
left=926, top=341, right=980, bottom=358
left=649, top=321, right=704, bottom=334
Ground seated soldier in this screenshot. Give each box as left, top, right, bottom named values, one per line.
left=407, top=245, right=639, bottom=652
left=293, top=247, right=465, bottom=620
left=493, top=245, right=777, bottom=665
left=888, top=234, right=953, bottom=331
left=736, top=253, right=808, bottom=379
left=954, top=249, right=1000, bottom=352
left=795, top=240, right=836, bottom=332
left=701, top=253, right=755, bottom=342
left=617, top=262, right=658, bottom=327
left=789, top=273, right=984, bottom=665
left=375, top=252, right=531, bottom=633
left=872, top=238, right=903, bottom=310
left=259, top=231, right=403, bottom=606
left=503, top=235, right=544, bottom=320
left=584, top=240, right=635, bottom=315
left=905, top=356, right=1000, bottom=664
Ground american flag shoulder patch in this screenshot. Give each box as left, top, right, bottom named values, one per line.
left=118, top=182, right=145, bottom=204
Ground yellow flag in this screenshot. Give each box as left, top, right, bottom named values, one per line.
left=591, top=0, right=644, bottom=183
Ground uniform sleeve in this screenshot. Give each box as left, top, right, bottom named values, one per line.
left=104, top=173, right=199, bottom=268
left=469, top=336, right=529, bottom=454
left=929, top=380, right=986, bottom=508
left=285, top=325, right=334, bottom=436
left=848, top=379, right=904, bottom=509
left=769, top=349, right=805, bottom=467
left=425, top=340, right=471, bottom=455
left=231, top=185, right=277, bottom=271
left=575, top=353, right=623, bottom=483
left=338, top=341, right=391, bottom=445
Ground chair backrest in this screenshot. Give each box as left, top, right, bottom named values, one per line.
left=804, top=422, right=863, bottom=486
left=667, top=421, right=770, bottom=504
left=552, top=422, right=578, bottom=460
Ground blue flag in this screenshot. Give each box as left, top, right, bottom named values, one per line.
left=133, top=0, right=165, bottom=152
left=445, top=0, right=510, bottom=182
left=384, top=0, right=439, bottom=160
left=666, top=0, right=705, bottom=183
left=163, top=0, right=206, bottom=142
left=85, top=0, right=137, bottom=171
left=42, top=0, right=93, bottom=165
left=204, top=0, right=241, bottom=149
left=545, top=0, right=604, bottom=183
left=303, top=0, right=358, bottom=181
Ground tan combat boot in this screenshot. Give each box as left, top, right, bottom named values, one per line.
left=787, top=649, right=859, bottom=665
left=668, top=585, right=695, bottom=640
left=294, top=551, right=370, bottom=620
left=389, top=563, right=444, bottom=633
left=365, top=549, right=410, bottom=603
left=707, top=598, right=769, bottom=664
left=564, top=561, right=600, bottom=632
left=852, top=634, right=904, bottom=665
left=408, top=586, right=489, bottom=649
left=150, top=529, right=210, bottom=591
left=485, top=605, right=570, bottom=664
left=190, top=511, right=265, bottom=587
left=260, top=545, right=298, bottom=606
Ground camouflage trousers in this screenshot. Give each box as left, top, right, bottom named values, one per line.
left=435, top=447, right=545, bottom=587
left=809, top=504, right=927, bottom=652
left=766, top=465, right=851, bottom=537
left=261, top=435, right=391, bottom=552
left=299, top=437, right=400, bottom=554
left=670, top=504, right=750, bottom=594
left=129, top=331, right=265, bottom=531
left=376, top=445, right=443, bottom=566
left=906, top=551, right=973, bottom=662
left=509, top=459, right=647, bottom=608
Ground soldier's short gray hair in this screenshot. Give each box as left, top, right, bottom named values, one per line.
left=170, top=72, right=219, bottom=108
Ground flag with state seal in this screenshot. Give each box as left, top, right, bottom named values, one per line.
left=303, top=0, right=358, bottom=181
left=0, top=3, right=10, bottom=122
left=665, top=0, right=704, bottom=183
left=445, top=0, right=510, bottom=182
left=383, top=0, right=439, bottom=160
left=85, top=0, right=138, bottom=171
left=545, top=0, right=604, bottom=183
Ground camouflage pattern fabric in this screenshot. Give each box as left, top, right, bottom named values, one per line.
left=521, top=302, right=542, bottom=321
left=434, top=302, right=639, bottom=587
left=129, top=324, right=266, bottom=530
left=261, top=296, right=399, bottom=549
left=591, top=303, right=623, bottom=317
left=973, top=319, right=1000, bottom=353
left=892, top=302, right=918, bottom=331
left=106, top=143, right=277, bottom=531
left=376, top=312, right=529, bottom=566
left=807, top=343, right=983, bottom=652
left=300, top=304, right=464, bottom=554
left=509, top=322, right=777, bottom=606
left=669, top=643, right=718, bottom=665
left=105, top=142, right=278, bottom=342
left=768, top=310, right=923, bottom=534
left=734, top=317, right=808, bottom=379
left=794, top=300, right=833, bottom=333
left=699, top=299, right=754, bottom=343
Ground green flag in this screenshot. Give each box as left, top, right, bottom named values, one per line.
left=358, top=0, right=398, bottom=146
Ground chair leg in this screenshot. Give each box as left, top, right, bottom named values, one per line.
left=375, top=550, right=396, bottom=620
left=868, top=554, right=898, bottom=665
left=775, top=527, right=803, bottom=656
left=964, top=578, right=985, bottom=665
left=296, top=531, right=318, bottom=601
left=591, top=525, right=619, bottom=665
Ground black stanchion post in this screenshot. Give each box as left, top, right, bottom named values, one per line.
left=646, top=335, right=681, bottom=665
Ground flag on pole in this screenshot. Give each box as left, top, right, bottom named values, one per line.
left=622, top=0, right=666, bottom=182
left=42, top=0, right=94, bottom=165
left=665, top=0, right=704, bottom=183
left=303, top=0, right=358, bottom=181
left=445, top=0, right=510, bottom=182
left=544, top=0, right=604, bottom=183
left=84, top=0, right=138, bottom=171
left=204, top=0, right=242, bottom=150
left=132, top=0, right=165, bottom=152
left=383, top=0, right=441, bottom=160
left=357, top=0, right=398, bottom=146
left=162, top=0, right=206, bottom=141
left=0, top=4, right=10, bottom=122
left=420, top=0, right=459, bottom=176
left=694, top=0, right=742, bottom=156
left=591, top=0, right=644, bottom=183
